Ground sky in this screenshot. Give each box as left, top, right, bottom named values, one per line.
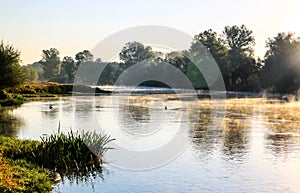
left=1, top=0, right=300, bottom=65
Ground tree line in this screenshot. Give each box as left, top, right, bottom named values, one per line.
left=1, top=24, right=300, bottom=93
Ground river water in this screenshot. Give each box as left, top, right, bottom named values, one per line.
left=0, top=95, right=300, bottom=192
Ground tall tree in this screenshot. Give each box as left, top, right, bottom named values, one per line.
left=119, top=41, right=155, bottom=68
left=39, top=48, right=61, bottom=80
left=222, top=25, right=258, bottom=91
left=190, top=29, right=229, bottom=88
left=0, top=40, right=25, bottom=89
left=262, top=32, right=300, bottom=93
left=22, top=65, right=38, bottom=82
left=61, top=56, right=77, bottom=83
left=31, top=62, right=44, bottom=81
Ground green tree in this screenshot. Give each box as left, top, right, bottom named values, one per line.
left=262, top=32, right=300, bottom=93
left=31, top=62, right=44, bottom=81
left=75, top=50, right=94, bottom=65
left=22, top=65, right=38, bottom=81
left=223, top=25, right=259, bottom=91
left=61, top=56, right=77, bottom=83
left=190, top=29, right=229, bottom=89
left=0, top=40, right=25, bottom=89
left=119, top=41, right=155, bottom=68
left=165, top=51, right=189, bottom=74
left=39, top=48, right=61, bottom=80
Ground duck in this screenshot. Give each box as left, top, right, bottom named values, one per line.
left=49, top=104, right=53, bottom=109
left=51, top=172, right=61, bottom=183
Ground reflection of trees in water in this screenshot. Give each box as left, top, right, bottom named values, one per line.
left=0, top=107, right=24, bottom=137
left=42, top=108, right=59, bottom=119
left=128, top=105, right=150, bottom=122
left=191, top=100, right=252, bottom=162
left=263, top=103, right=300, bottom=159
left=221, top=105, right=252, bottom=162
left=117, top=96, right=165, bottom=135
left=55, top=166, right=109, bottom=192
left=74, top=98, right=93, bottom=118
left=265, top=133, right=297, bottom=159
left=119, top=96, right=152, bottom=123
left=190, top=104, right=220, bottom=157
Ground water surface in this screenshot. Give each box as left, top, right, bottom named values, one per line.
left=0, top=96, right=300, bottom=192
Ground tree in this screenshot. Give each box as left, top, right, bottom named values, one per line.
left=223, top=25, right=255, bottom=56
left=165, top=51, right=189, bottom=74
left=39, top=48, right=61, bottom=80
left=190, top=29, right=229, bottom=88
left=22, top=65, right=38, bottom=81
left=31, top=62, right=44, bottom=81
left=75, top=50, right=93, bottom=65
left=0, top=40, right=25, bottom=89
left=222, top=25, right=259, bottom=91
left=262, top=32, right=300, bottom=93
left=119, top=41, right=155, bottom=68
left=60, top=56, right=77, bottom=83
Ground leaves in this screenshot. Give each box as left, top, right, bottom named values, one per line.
left=0, top=40, right=26, bottom=89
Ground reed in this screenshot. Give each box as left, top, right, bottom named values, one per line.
left=35, top=127, right=114, bottom=175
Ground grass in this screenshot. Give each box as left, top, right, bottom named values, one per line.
left=35, top=128, right=114, bottom=174
left=0, top=128, right=114, bottom=192
left=2, top=82, right=111, bottom=105
left=0, top=137, right=53, bottom=193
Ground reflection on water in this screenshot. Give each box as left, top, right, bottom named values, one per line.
left=0, top=107, right=24, bottom=137
left=0, top=96, right=300, bottom=192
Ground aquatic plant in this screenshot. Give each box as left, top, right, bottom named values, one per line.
left=35, top=128, right=114, bottom=175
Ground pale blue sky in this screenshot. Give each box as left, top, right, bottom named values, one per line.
left=1, top=0, right=299, bottom=64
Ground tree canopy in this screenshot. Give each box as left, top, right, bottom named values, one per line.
left=39, top=48, right=61, bottom=80
left=119, top=41, right=155, bottom=68
left=0, top=41, right=25, bottom=89
left=262, top=32, right=300, bottom=93
left=6, top=24, right=300, bottom=94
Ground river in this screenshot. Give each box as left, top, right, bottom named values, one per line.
left=0, top=95, right=300, bottom=192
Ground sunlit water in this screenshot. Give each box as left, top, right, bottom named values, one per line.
left=1, top=95, right=300, bottom=192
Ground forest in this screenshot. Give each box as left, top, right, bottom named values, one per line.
left=1, top=24, right=300, bottom=94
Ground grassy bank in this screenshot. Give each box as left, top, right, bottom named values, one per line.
left=0, top=82, right=111, bottom=106
left=0, top=137, right=53, bottom=192
left=0, top=130, right=113, bottom=192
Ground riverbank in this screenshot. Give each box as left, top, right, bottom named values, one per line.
left=0, top=82, right=112, bottom=106
left=0, top=136, right=53, bottom=192
left=0, top=130, right=113, bottom=192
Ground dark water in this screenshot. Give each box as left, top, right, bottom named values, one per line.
left=0, top=96, right=300, bottom=192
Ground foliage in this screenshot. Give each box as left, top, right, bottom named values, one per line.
left=8, top=24, right=300, bottom=93
left=60, top=56, right=77, bottom=83
left=39, top=48, right=61, bottom=80
left=0, top=40, right=26, bottom=89
left=0, top=90, right=25, bottom=106
left=0, top=137, right=53, bottom=193
left=261, top=32, right=300, bottom=93
left=119, top=41, right=155, bottom=68
left=75, top=50, right=94, bottom=65
left=35, top=129, right=114, bottom=174
left=189, top=25, right=259, bottom=91
left=0, top=129, right=114, bottom=192
left=21, top=65, right=38, bottom=82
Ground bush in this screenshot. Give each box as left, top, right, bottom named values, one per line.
left=0, top=90, right=25, bottom=106
left=0, top=143, right=53, bottom=193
